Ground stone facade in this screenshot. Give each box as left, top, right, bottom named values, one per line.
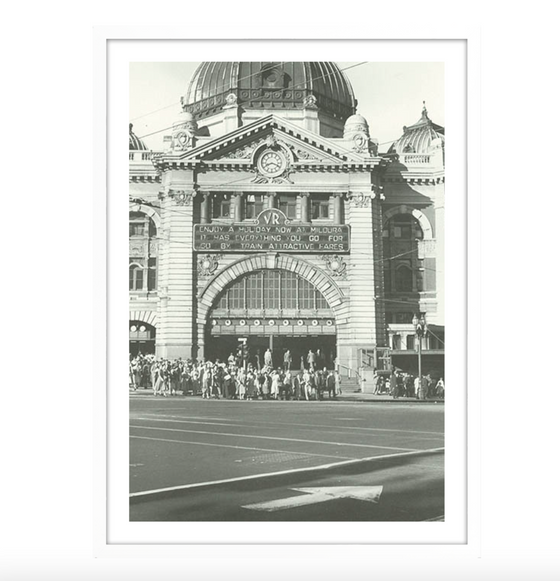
left=128, top=63, right=444, bottom=375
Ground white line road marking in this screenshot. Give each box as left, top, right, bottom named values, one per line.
left=130, top=435, right=355, bottom=460
left=132, top=416, right=444, bottom=443
left=129, top=425, right=417, bottom=452
left=243, top=486, right=383, bottom=512
left=129, top=447, right=444, bottom=498
left=132, top=417, right=444, bottom=441
left=133, top=414, right=444, bottom=437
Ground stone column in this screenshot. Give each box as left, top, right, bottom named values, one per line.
left=267, top=192, right=276, bottom=210
left=155, top=181, right=197, bottom=360
left=200, top=192, right=211, bottom=224
left=300, top=192, right=310, bottom=223
left=333, top=192, right=343, bottom=224
left=233, top=192, right=243, bottom=222
left=336, top=191, right=384, bottom=375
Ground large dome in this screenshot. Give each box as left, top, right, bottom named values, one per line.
left=184, top=62, right=356, bottom=122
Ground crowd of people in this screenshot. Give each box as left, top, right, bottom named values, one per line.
left=129, top=349, right=342, bottom=401
left=130, top=349, right=444, bottom=401
left=374, top=369, right=445, bottom=399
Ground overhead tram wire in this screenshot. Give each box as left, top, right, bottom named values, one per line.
left=131, top=61, right=366, bottom=126
left=131, top=62, right=287, bottom=123
left=129, top=199, right=440, bottom=265
left=135, top=62, right=370, bottom=142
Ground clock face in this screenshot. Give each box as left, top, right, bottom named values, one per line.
left=257, top=149, right=286, bottom=177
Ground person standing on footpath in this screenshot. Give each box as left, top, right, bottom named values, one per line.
left=306, top=349, right=316, bottom=372
left=283, top=349, right=292, bottom=372
left=264, top=348, right=273, bottom=368
left=390, top=369, right=399, bottom=399
left=436, top=377, right=445, bottom=398
left=419, top=375, right=428, bottom=400
left=326, top=370, right=336, bottom=398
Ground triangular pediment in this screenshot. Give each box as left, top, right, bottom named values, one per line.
left=179, top=115, right=373, bottom=166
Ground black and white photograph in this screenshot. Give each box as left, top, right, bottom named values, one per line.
left=127, top=60, right=447, bottom=522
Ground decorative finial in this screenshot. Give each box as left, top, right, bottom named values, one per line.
left=129, top=122, right=133, bottom=132
left=422, top=101, right=428, bottom=118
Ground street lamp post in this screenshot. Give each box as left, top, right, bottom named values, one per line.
left=412, top=313, right=427, bottom=380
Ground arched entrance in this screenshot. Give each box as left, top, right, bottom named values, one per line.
left=129, top=321, right=156, bottom=356
left=198, top=254, right=346, bottom=369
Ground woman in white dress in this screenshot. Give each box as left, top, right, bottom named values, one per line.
left=270, top=370, right=280, bottom=400
left=237, top=368, right=246, bottom=400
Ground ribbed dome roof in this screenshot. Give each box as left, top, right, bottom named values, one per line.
left=129, top=123, right=148, bottom=151
left=184, top=62, right=356, bottom=121
left=390, top=104, right=444, bottom=155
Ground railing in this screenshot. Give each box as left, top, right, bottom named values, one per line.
left=403, top=153, right=432, bottom=164
left=337, top=363, right=361, bottom=391
left=129, top=151, right=154, bottom=161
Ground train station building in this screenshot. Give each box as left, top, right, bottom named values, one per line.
left=129, top=62, right=445, bottom=375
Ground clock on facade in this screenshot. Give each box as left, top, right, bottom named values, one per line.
left=257, top=149, right=287, bottom=178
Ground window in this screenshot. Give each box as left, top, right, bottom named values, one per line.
left=383, top=212, right=425, bottom=295
left=392, top=334, right=401, bottom=350
left=263, top=271, right=280, bottom=309
left=406, top=335, right=416, bottom=350
left=394, top=312, right=414, bottom=324
left=311, top=194, right=330, bottom=220
left=245, top=194, right=265, bottom=219
left=229, top=278, right=245, bottom=309
left=298, top=277, right=315, bottom=309
left=129, top=211, right=158, bottom=292
left=282, top=272, right=298, bottom=308
left=129, top=212, right=156, bottom=237
left=147, top=258, right=157, bottom=291
left=129, top=263, right=144, bottom=291
left=395, top=264, right=413, bottom=292
left=213, top=194, right=231, bottom=219
left=210, top=270, right=332, bottom=313
left=278, top=194, right=297, bottom=219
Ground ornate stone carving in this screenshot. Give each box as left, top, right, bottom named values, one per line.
left=250, top=169, right=293, bottom=185
left=265, top=134, right=279, bottom=148
left=225, top=92, right=238, bottom=106
left=252, top=141, right=293, bottom=184
left=222, top=137, right=267, bottom=160
left=323, top=255, right=347, bottom=278
left=224, top=144, right=255, bottom=159
left=197, top=254, right=221, bottom=277
left=347, top=191, right=371, bottom=208
left=352, top=133, right=369, bottom=153
left=171, top=110, right=198, bottom=151
left=291, top=146, right=324, bottom=162
left=129, top=241, right=145, bottom=257
left=303, top=94, right=318, bottom=109
left=168, top=189, right=198, bottom=205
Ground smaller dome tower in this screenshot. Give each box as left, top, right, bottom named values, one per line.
left=389, top=103, right=444, bottom=155
left=343, top=113, right=378, bottom=156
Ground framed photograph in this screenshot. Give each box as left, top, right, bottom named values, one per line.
left=95, top=32, right=474, bottom=555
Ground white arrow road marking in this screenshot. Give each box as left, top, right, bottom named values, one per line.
left=242, top=486, right=383, bottom=512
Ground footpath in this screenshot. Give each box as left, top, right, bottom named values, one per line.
left=129, top=386, right=443, bottom=404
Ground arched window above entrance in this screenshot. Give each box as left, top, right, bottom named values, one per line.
left=212, top=269, right=331, bottom=315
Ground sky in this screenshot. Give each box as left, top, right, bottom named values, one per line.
left=129, top=62, right=444, bottom=154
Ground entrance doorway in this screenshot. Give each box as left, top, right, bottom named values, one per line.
left=205, top=333, right=336, bottom=370
left=129, top=321, right=156, bottom=356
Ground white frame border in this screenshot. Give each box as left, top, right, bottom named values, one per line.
left=93, top=27, right=480, bottom=558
